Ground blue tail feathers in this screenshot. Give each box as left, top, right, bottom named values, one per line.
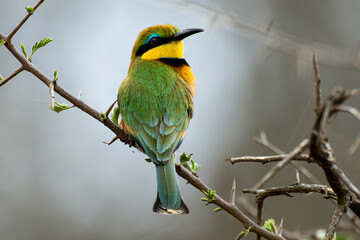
left=153, top=155, right=189, bottom=215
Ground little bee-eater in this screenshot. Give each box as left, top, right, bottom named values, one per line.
left=118, top=24, right=203, bottom=214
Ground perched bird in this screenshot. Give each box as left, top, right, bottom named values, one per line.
left=118, top=24, right=202, bottom=214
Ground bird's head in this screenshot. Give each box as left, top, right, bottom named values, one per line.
left=131, top=24, right=203, bottom=61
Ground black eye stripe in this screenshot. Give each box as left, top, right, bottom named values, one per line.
left=135, top=36, right=171, bottom=57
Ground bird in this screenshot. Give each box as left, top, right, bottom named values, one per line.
left=117, top=24, right=203, bottom=215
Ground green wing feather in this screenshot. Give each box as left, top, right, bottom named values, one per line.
left=118, top=60, right=192, bottom=164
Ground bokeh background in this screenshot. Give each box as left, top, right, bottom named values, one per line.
left=1, top=0, right=360, bottom=239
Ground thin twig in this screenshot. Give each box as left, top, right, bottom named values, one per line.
left=253, top=132, right=320, bottom=184
left=252, top=138, right=310, bottom=190
left=325, top=196, right=351, bottom=240
left=244, top=183, right=337, bottom=201
left=313, top=52, right=322, bottom=116
left=256, top=198, right=264, bottom=240
left=0, top=66, right=24, bottom=87
left=253, top=131, right=283, bottom=155
left=6, top=0, right=45, bottom=41
left=226, top=154, right=313, bottom=164
left=335, top=105, right=360, bottom=154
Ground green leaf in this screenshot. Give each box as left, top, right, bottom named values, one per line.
left=0, top=74, right=4, bottom=81
left=179, top=153, right=200, bottom=176
left=50, top=102, right=73, bottom=113
left=29, top=37, right=53, bottom=59
left=0, top=39, right=5, bottom=47
left=21, top=44, right=27, bottom=58
left=180, top=152, right=193, bottom=165
left=25, top=6, right=34, bottom=13
left=214, top=207, right=222, bottom=212
left=144, top=158, right=152, bottom=163
left=53, top=70, right=58, bottom=81
left=99, top=112, right=106, bottom=122
left=111, top=106, right=120, bottom=124
left=263, top=219, right=276, bottom=233
left=201, top=189, right=216, bottom=203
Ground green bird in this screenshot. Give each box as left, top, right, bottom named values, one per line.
left=118, top=24, right=203, bottom=214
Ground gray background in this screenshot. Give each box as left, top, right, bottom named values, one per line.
left=1, top=0, right=360, bottom=239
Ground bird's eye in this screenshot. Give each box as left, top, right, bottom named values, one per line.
left=149, top=37, right=159, bottom=45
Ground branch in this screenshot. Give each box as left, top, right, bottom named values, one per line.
left=0, top=31, right=136, bottom=150
left=0, top=66, right=24, bottom=87
left=310, top=87, right=360, bottom=221
left=335, top=105, right=360, bottom=154
left=175, top=164, right=285, bottom=240
left=243, top=183, right=337, bottom=201
left=252, top=138, right=310, bottom=190
left=325, top=195, right=351, bottom=240
left=6, top=0, right=45, bottom=41
left=253, top=132, right=320, bottom=184
left=225, top=154, right=314, bottom=164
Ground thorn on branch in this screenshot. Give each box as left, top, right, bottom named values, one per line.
left=313, top=52, right=322, bottom=116
left=105, top=100, right=117, bottom=118
left=230, top=179, right=236, bottom=205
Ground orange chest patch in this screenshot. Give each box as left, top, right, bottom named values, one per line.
left=176, top=65, right=197, bottom=95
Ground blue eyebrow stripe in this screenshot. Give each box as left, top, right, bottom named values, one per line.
left=145, top=33, right=160, bottom=44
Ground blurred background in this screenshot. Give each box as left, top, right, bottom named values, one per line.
left=1, top=0, right=360, bottom=239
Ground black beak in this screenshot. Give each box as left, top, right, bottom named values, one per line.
left=172, top=28, right=204, bottom=41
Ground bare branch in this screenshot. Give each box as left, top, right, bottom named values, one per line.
left=7, top=0, right=45, bottom=41
left=310, top=87, right=360, bottom=218
left=252, top=138, right=310, bottom=190
left=256, top=198, right=264, bottom=240
left=335, top=105, right=360, bottom=154
left=0, top=66, right=24, bottom=87
left=253, top=131, right=283, bottom=155
left=243, top=183, right=337, bottom=201
left=313, top=52, right=322, bottom=116
left=325, top=196, right=351, bottom=240
left=253, top=132, right=320, bottom=184
left=225, top=154, right=313, bottom=164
